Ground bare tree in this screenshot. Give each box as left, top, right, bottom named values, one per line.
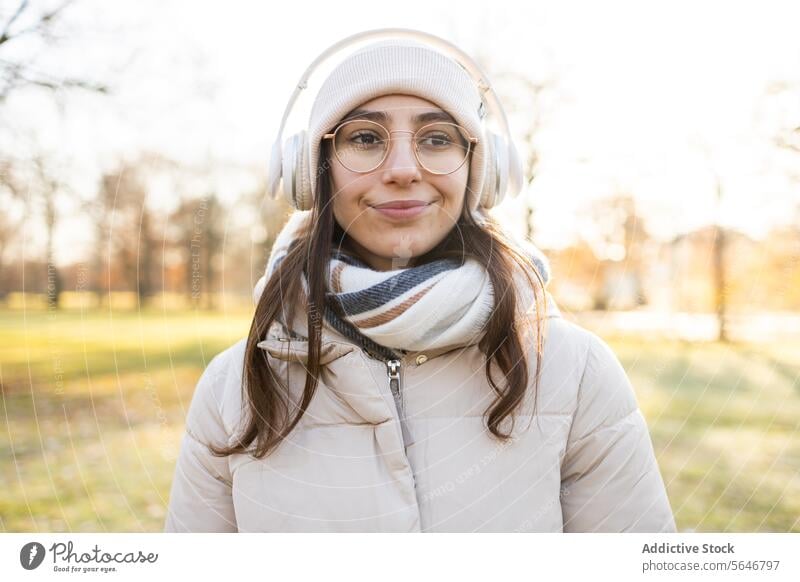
left=86, top=169, right=116, bottom=304
left=467, top=31, right=559, bottom=213
left=97, top=161, right=159, bottom=305
left=710, top=172, right=728, bottom=342
left=692, top=139, right=729, bottom=342
left=492, top=71, right=559, bottom=239
left=0, top=158, right=27, bottom=298
left=0, top=0, right=107, bottom=104
left=251, top=183, right=291, bottom=270
left=0, top=1, right=113, bottom=306
left=207, top=179, right=292, bottom=301
left=457, top=30, right=561, bottom=239
left=583, top=192, right=650, bottom=310
left=466, top=36, right=560, bottom=241
left=494, top=75, right=556, bottom=182
left=169, top=193, right=225, bottom=309
left=20, top=152, right=67, bottom=309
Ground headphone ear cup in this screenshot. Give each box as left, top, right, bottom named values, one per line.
left=267, top=139, right=283, bottom=199
left=280, top=132, right=306, bottom=209
left=479, top=133, right=523, bottom=209
left=280, top=134, right=297, bottom=208
left=506, top=138, right=524, bottom=200
left=293, top=130, right=313, bottom=211
left=494, top=133, right=510, bottom=208
left=478, top=133, right=507, bottom=209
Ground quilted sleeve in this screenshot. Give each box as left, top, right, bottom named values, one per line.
left=164, top=352, right=238, bottom=532
left=560, top=333, right=676, bottom=532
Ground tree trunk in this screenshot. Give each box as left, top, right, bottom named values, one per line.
left=713, top=225, right=727, bottom=342
left=45, top=197, right=60, bottom=310
left=712, top=176, right=727, bottom=342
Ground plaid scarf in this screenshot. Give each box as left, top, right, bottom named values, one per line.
left=253, top=211, right=551, bottom=362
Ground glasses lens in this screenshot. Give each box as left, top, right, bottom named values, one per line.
left=333, top=120, right=389, bottom=172
left=415, top=123, right=472, bottom=174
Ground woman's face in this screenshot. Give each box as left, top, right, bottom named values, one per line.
left=328, top=94, right=470, bottom=271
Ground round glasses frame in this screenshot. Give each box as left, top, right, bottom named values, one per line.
left=322, top=119, right=479, bottom=175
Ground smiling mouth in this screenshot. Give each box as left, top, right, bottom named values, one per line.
left=369, top=200, right=433, bottom=220
left=370, top=200, right=431, bottom=209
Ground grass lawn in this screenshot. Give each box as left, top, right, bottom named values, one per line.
left=612, top=336, right=800, bottom=532
left=1, top=308, right=798, bottom=532
left=1, top=307, right=252, bottom=532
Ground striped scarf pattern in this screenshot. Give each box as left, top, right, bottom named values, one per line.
left=253, top=211, right=552, bottom=362
left=324, top=249, right=494, bottom=360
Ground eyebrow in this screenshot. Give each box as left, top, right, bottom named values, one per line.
left=341, top=108, right=457, bottom=125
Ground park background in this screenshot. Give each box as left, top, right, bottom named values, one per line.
left=1, top=0, right=798, bottom=532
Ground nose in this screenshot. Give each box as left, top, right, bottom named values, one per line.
left=381, top=131, right=421, bottom=187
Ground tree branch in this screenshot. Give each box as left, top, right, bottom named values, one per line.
left=0, top=0, right=30, bottom=45
left=0, top=0, right=76, bottom=47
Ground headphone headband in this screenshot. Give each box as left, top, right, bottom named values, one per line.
left=269, top=28, right=522, bottom=206
left=267, top=28, right=522, bottom=208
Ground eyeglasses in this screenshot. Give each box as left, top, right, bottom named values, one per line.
left=323, top=119, right=478, bottom=175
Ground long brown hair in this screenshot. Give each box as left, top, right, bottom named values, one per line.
left=211, top=142, right=547, bottom=460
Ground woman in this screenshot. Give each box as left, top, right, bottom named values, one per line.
left=164, top=31, right=676, bottom=533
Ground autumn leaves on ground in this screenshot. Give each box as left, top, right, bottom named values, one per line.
left=1, top=306, right=798, bottom=532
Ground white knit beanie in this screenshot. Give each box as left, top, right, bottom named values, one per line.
left=303, top=40, right=496, bottom=215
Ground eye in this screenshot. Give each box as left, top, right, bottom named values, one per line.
left=349, top=130, right=384, bottom=146
left=418, top=131, right=455, bottom=148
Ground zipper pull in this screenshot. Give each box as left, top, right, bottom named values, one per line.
left=386, top=359, right=403, bottom=414
left=386, top=358, right=413, bottom=447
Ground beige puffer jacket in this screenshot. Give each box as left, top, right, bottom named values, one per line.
left=164, top=289, right=676, bottom=533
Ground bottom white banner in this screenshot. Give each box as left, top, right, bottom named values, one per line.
left=1, top=533, right=798, bottom=581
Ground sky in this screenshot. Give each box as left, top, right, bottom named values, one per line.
left=3, top=0, right=800, bottom=263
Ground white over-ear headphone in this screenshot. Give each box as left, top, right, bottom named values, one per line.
left=268, top=28, right=523, bottom=211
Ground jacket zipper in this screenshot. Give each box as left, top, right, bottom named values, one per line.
left=386, top=358, right=403, bottom=416
left=386, top=358, right=413, bottom=447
